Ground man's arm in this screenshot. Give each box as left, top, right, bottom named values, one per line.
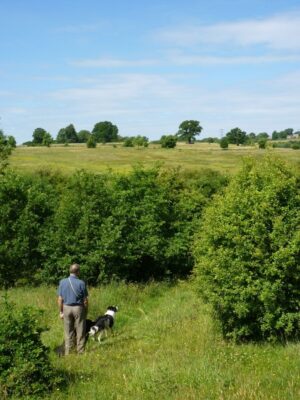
left=83, top=283, right=88, bottom=313
left=58, top=296, right=64, bottom=318
left=84, top=297, right=88, bottom=314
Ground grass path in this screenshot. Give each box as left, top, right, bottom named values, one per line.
left=6, top=283, right=300, bottom=399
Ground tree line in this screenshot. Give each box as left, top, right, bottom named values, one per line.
left=22, top=120, right=300, bottom=149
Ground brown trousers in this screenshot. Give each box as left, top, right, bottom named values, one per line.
left=63, top=305, right=86, bottom=354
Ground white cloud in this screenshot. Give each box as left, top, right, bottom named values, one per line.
left=157, top=11, right=300, bottom=51
left=71, top=57, right=159, bottom=68
left=167, top=51, right=300, bottom=65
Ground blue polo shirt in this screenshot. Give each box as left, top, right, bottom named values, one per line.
left=57, top=274, right=88, bottom=305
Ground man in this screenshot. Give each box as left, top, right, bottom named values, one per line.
left=57, top=263, right=88, bottom=355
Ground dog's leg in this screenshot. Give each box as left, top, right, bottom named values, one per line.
left=98, top=331, right=104, bottom=343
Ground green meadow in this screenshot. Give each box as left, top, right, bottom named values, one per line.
left=10, top=142, right=300, bottom=175
left=5, top=282, right=300, bottom=400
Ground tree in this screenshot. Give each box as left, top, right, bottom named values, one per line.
left=176, top=120, right=202, bottom=144
left=256, top=132, right=269, bottom=141
left=86, top=135, right=97, bottom=148
left=160, top=135, right=177, bottom=148
left=77, top=130, right=91, bottom=143
left=219, top=137, right=229, bottom=149
left=33, top=128, right=47, bottom=145
left=7, top=136, right=16, bottom=148
left=42, top=132, right=53, bottom=147
left=194, top=156, right=300, bottom=342
left=92, top=121, right=118, bottom=143
left=56, top=124, right=78, bottom=143
left=226, top=127, right=247, bottom=146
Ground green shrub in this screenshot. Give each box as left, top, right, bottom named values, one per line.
left=258, top=138, right=267, bottom=149
left=160, top=135, right=177, bottom=148
left=40, top=167, right=227, bottom=284
left=86, top=135, right=97, bottom=148
left=0, top=166, right=227, bottom=286
left=194, top=156, right=300, bottom=342
left=291, top=142, right=300, bottom=150
left=0, top=298, right=61, bottom=398
left=272, top=140, right=300, bottom=149
left=0, top=171, right=59, bottom=287
left=123, top=138, right=134, bottom=147
left=219, top=137, right=229, bottom=149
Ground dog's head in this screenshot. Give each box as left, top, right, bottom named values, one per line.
left=107, top=305, right=118, bottom=313
left=88, top=325, right=99, bottom=337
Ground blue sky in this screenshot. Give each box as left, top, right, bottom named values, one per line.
left=1, top=0, right=300, bottom=143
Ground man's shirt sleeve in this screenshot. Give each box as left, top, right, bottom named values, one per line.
left=57, top=280, right=63, bottom=297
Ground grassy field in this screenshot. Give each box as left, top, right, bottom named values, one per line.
left=5, top=282, right=300, bottom=400
left=10, top=143, right=300, bottom=175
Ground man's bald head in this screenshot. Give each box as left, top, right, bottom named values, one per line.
left=69, top=263, right=80, bottom=275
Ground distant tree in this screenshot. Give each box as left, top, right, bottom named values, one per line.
left=86, top=135, right=97, bottom=148
left=33, top=128, right=47, bottom=144
left=56, top=124, right=78, bottom=143
left=256, top=132, right=269, bottom=141
left=7, top=135, right=17, bottom=148
left=56, top=129, right=67, bottom=144
left=226, top=127, right=247, bottom=146
left=176, top=120, right=202, bottom=144
left=42, top=132, right=53, bottom=147
left=77, top=130, right=91, bottom=143
left=284, top=128, right=294, bottom=137
left=160, top=135, right=177, bottom=148
left=133, top=135, right=149, bottom=147
left=219, top=137, right=229, bottom=149
left=272, top=131, right=279, bottom=140
left=92, top=121, right=118, bottom=143
left=245, top=132, right=256, bottom=145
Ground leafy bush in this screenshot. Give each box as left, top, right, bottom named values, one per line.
left=0, top=166, right=227, bottom=286
left=258, top=137, right=267, bottom=149
left=123, top=138, right=134, bottom=147
left=0, top=298, right=61, bottom=398
left=194, top=156, right=300, bottom=342
left=86, top=135, right=97, bottom=148
left=40, top=167, right=227, bottom=284
left=0, top=171, right=59, bottom=287
left=219, top=137, right=229, bottom=149
left=160, top=135, right=177, bottom=148
left=272, top=140, right=300, bottom=149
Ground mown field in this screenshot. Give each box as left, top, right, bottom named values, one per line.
left=10, top=142, right=300, bottom=175
left=5, top=282, right=300, bottom=400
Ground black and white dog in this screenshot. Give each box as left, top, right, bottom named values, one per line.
left=88, top=305, right=118, bottom=342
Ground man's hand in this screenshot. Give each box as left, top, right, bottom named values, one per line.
left=59, top=312, right=64, bottom=319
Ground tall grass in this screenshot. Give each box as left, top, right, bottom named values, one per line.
left=4, top=282, right=300, bottom=399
